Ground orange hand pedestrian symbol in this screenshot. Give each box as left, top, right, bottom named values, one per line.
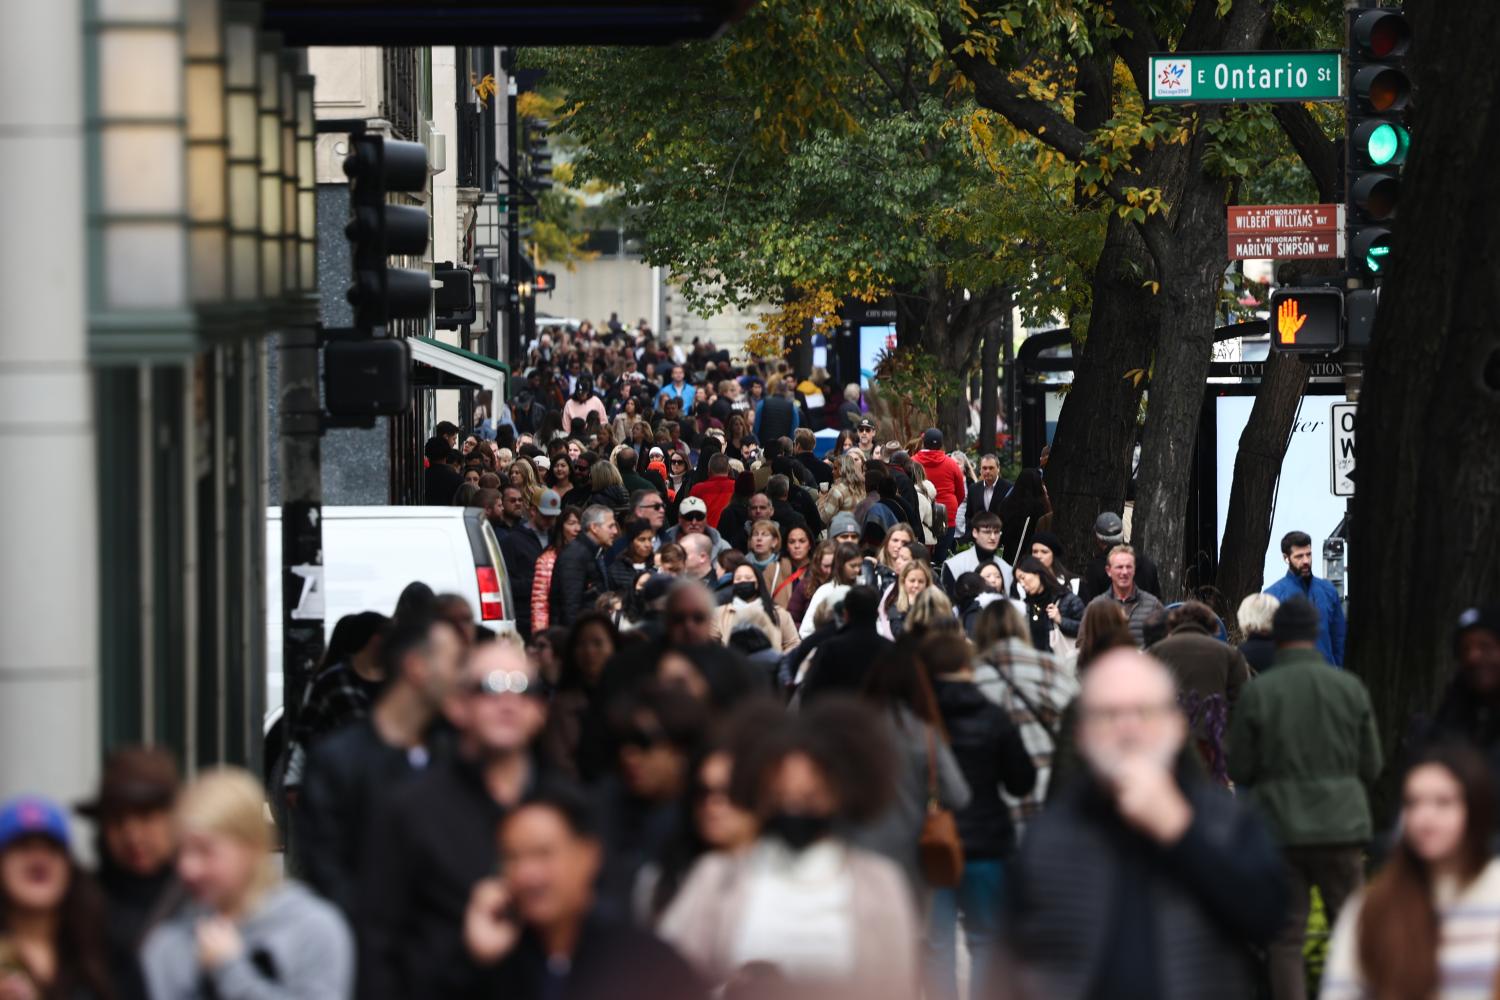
left=1277, top=297, right=1308, bottom=344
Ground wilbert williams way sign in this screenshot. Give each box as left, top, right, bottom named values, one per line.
left=1149, top=51, right=1342, bottom=103
left=1227, top=204, right=1345, bottom=260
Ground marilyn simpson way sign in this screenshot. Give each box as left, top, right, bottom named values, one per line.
left=1149, top=51, right=1343, bottom=103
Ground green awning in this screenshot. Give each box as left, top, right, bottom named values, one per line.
left=409, top=336, right=511, bottom=400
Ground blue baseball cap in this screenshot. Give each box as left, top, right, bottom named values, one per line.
left=0, top=796, right=71, bottom=852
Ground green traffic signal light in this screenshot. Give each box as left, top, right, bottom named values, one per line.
left=1366, top=123, right=1408, bottom=166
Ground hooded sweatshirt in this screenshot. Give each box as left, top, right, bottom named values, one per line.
left=913, top=449, right=966, bottom=519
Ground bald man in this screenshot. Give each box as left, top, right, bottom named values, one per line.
left=1007, top=650, right=1285, bottom=1000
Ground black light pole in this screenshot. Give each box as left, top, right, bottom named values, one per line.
left=503, top=50, right=522, bottom=362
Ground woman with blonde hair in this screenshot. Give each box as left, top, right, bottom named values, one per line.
left=904, top=586, right=960, bottom=639
left=507, top=454, right=545, bottom=507
left=816, top=450, right=867, bottom=524
left=881, top=560, right=937, bottom=639
left=141, top=768, right=353, bottom=999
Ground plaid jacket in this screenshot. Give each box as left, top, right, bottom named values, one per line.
left=285, top=662, right=376, bottom=789
left=974, top=638, right=1080, bottom=833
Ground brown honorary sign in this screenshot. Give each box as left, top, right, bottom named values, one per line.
left=1227, top=203, right=1344, bottom=261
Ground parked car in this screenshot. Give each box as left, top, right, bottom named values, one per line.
left=262, top=505, right=514, bottom=765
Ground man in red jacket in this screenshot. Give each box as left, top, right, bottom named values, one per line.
left=686, top=452, right=737, bottom=527
left=914, top=427, right=966, bottom=560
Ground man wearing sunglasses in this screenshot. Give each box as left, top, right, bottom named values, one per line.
left=661, top=496, right=731, bottom=564
left=358, top=640, right=549, bottom=1000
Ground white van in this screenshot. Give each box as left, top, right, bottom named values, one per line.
left=264, top=505, right=514, bottom=722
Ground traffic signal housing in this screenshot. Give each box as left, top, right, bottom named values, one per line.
left=1346, top=9, right=1412, bottom=279
left=1269, top=287, right=1344, bottom=354
left=344, top=135, right=432, bottom=332
left=524, top=119, right=554, bottom=192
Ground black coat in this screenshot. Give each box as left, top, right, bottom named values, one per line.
left=1010, top=769, right=1285, bottom=1000
left=932, top=679, right=1036, bottom=858
left=358, top=756, right=521, bottom=1000
left=964, top=477, right=1010, bottom=527
left=795, top=451, right=834, bottom=487
left=297, top=718, right=436, bottom=916
left=799, top=623, right=893, bottom=704
left=499, top=524, right=548, bottom=637
left=470, top=913, right=704, bottom=1000
left=98, top=861, right=180, bottom=1000
left=425, top=463, right=464, bottom=506
left=551, top=536, right=608, bottom=626
left=1239, top=634, right=1276, bottom=673
left=770, top=498, right=809, bottom=544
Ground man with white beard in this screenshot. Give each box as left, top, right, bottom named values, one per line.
left=1004, top=650, right=1287, bottom=1000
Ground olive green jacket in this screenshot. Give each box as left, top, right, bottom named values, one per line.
left=1227, top=647, right=1382, bottom=846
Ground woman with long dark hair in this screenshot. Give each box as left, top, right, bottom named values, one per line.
left=0, top=797, right=111, bottom=999
left=711, top=561, right=799, bottom=652
left=549, top=610, right=620, bottom=783
left=797, top=542, right=865, bottom=639
left=529, top=505, right=582, bottom=633
left=857, top=638, right=971, bottom=890
left=1322, top=745, right=1500, bottom=1000
left=998, top=468, right=1049, bottom=564
left=1013, top=555, right=1086, bottom=653
left=787, top=540, right=834, bottom=629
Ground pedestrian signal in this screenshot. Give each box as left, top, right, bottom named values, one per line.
left=1269, top=288, right=1344, bottom=354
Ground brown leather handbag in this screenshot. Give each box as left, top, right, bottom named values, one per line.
left=918, top=725, right=965, bottom=887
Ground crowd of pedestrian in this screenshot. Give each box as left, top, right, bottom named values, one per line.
left=1, top=319, right=1496, bottom=1000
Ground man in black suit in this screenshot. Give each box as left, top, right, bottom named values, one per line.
left=964, top=453, right=1011, bottom=531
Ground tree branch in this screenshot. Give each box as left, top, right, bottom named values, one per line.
left=1271, top=105, right=1339, bottom=202
left=1110, top=0, right=1160, bottom=99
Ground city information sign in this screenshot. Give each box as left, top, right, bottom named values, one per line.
left=1149, top=51, right=1343, bottom=103
left=1227, top=204, right=1345, bottom=260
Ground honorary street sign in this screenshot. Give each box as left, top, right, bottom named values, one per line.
left=1148, top=51, right=1343, bottom=103
left=1229, top=232, right=1342, bottom=260
left=1228, top=204, right=1341, bottom=234
left=1227, top=204, right=1344, bottom=260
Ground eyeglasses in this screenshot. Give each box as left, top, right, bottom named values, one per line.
left=670, top=457, right=687, bottom=466
left=637, top=502, right=665, bottom=511
left=680, top=512, right=706, bottom=522
left=464, top=670, right=539, bottom=698
left=973, top=527, right=1001, bottom=536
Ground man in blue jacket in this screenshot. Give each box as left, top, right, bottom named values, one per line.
left=1264, top=530, right=1346, bottom=666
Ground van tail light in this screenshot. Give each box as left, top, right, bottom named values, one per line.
left=476, top=567, right=503, bottom=621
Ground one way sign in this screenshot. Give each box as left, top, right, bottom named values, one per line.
left=1331, top=402, right=1357, bottom=497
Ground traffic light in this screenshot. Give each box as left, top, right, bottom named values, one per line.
left=524, top=119, right=554, bottom=192
left=1346, top=9, right=1412, bottom=279
left=1268, top=287, right=1344, bottom=354
left=344, top=135, right=432, bottom=332
left=433, top=262, right=475, bottom=330
left=535, top=271, right=556, bottom=296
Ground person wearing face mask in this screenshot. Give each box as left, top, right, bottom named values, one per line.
left=1321, top=746, right=1500, bottom=1000
left=1008, top=649, right=1286, bottom=1000
left=712, top=562, right=800, bottom=653
left=659, top=699, right=918, bottom=1000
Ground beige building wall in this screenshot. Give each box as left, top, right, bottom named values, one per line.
left=0, top=0, right=101, bottom=805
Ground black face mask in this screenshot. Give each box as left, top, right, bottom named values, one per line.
left=732, top=582, right=759, bottom=601
left=764, top=811, right=833, bottom=852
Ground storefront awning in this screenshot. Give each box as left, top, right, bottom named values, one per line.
left=409, top=336, right=511, bottom=400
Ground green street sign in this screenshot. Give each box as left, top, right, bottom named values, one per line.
left=1148, top=51, right=1343, bottom=103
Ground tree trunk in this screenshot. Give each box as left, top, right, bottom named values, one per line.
left=1044, top=213, right=1157, bottom=566
left=892, top=274, right=999, bottom=446
left=1131, top=130, right=1234, bottom=601
left=1347, top=0, right=1500, bottom=770
left=1214, top=351, right=1309, bottom=619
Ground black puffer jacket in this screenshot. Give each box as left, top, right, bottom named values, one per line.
left=932, top=678, right=1036, bottom=858
left=551, top=536, right=608, bottom=626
